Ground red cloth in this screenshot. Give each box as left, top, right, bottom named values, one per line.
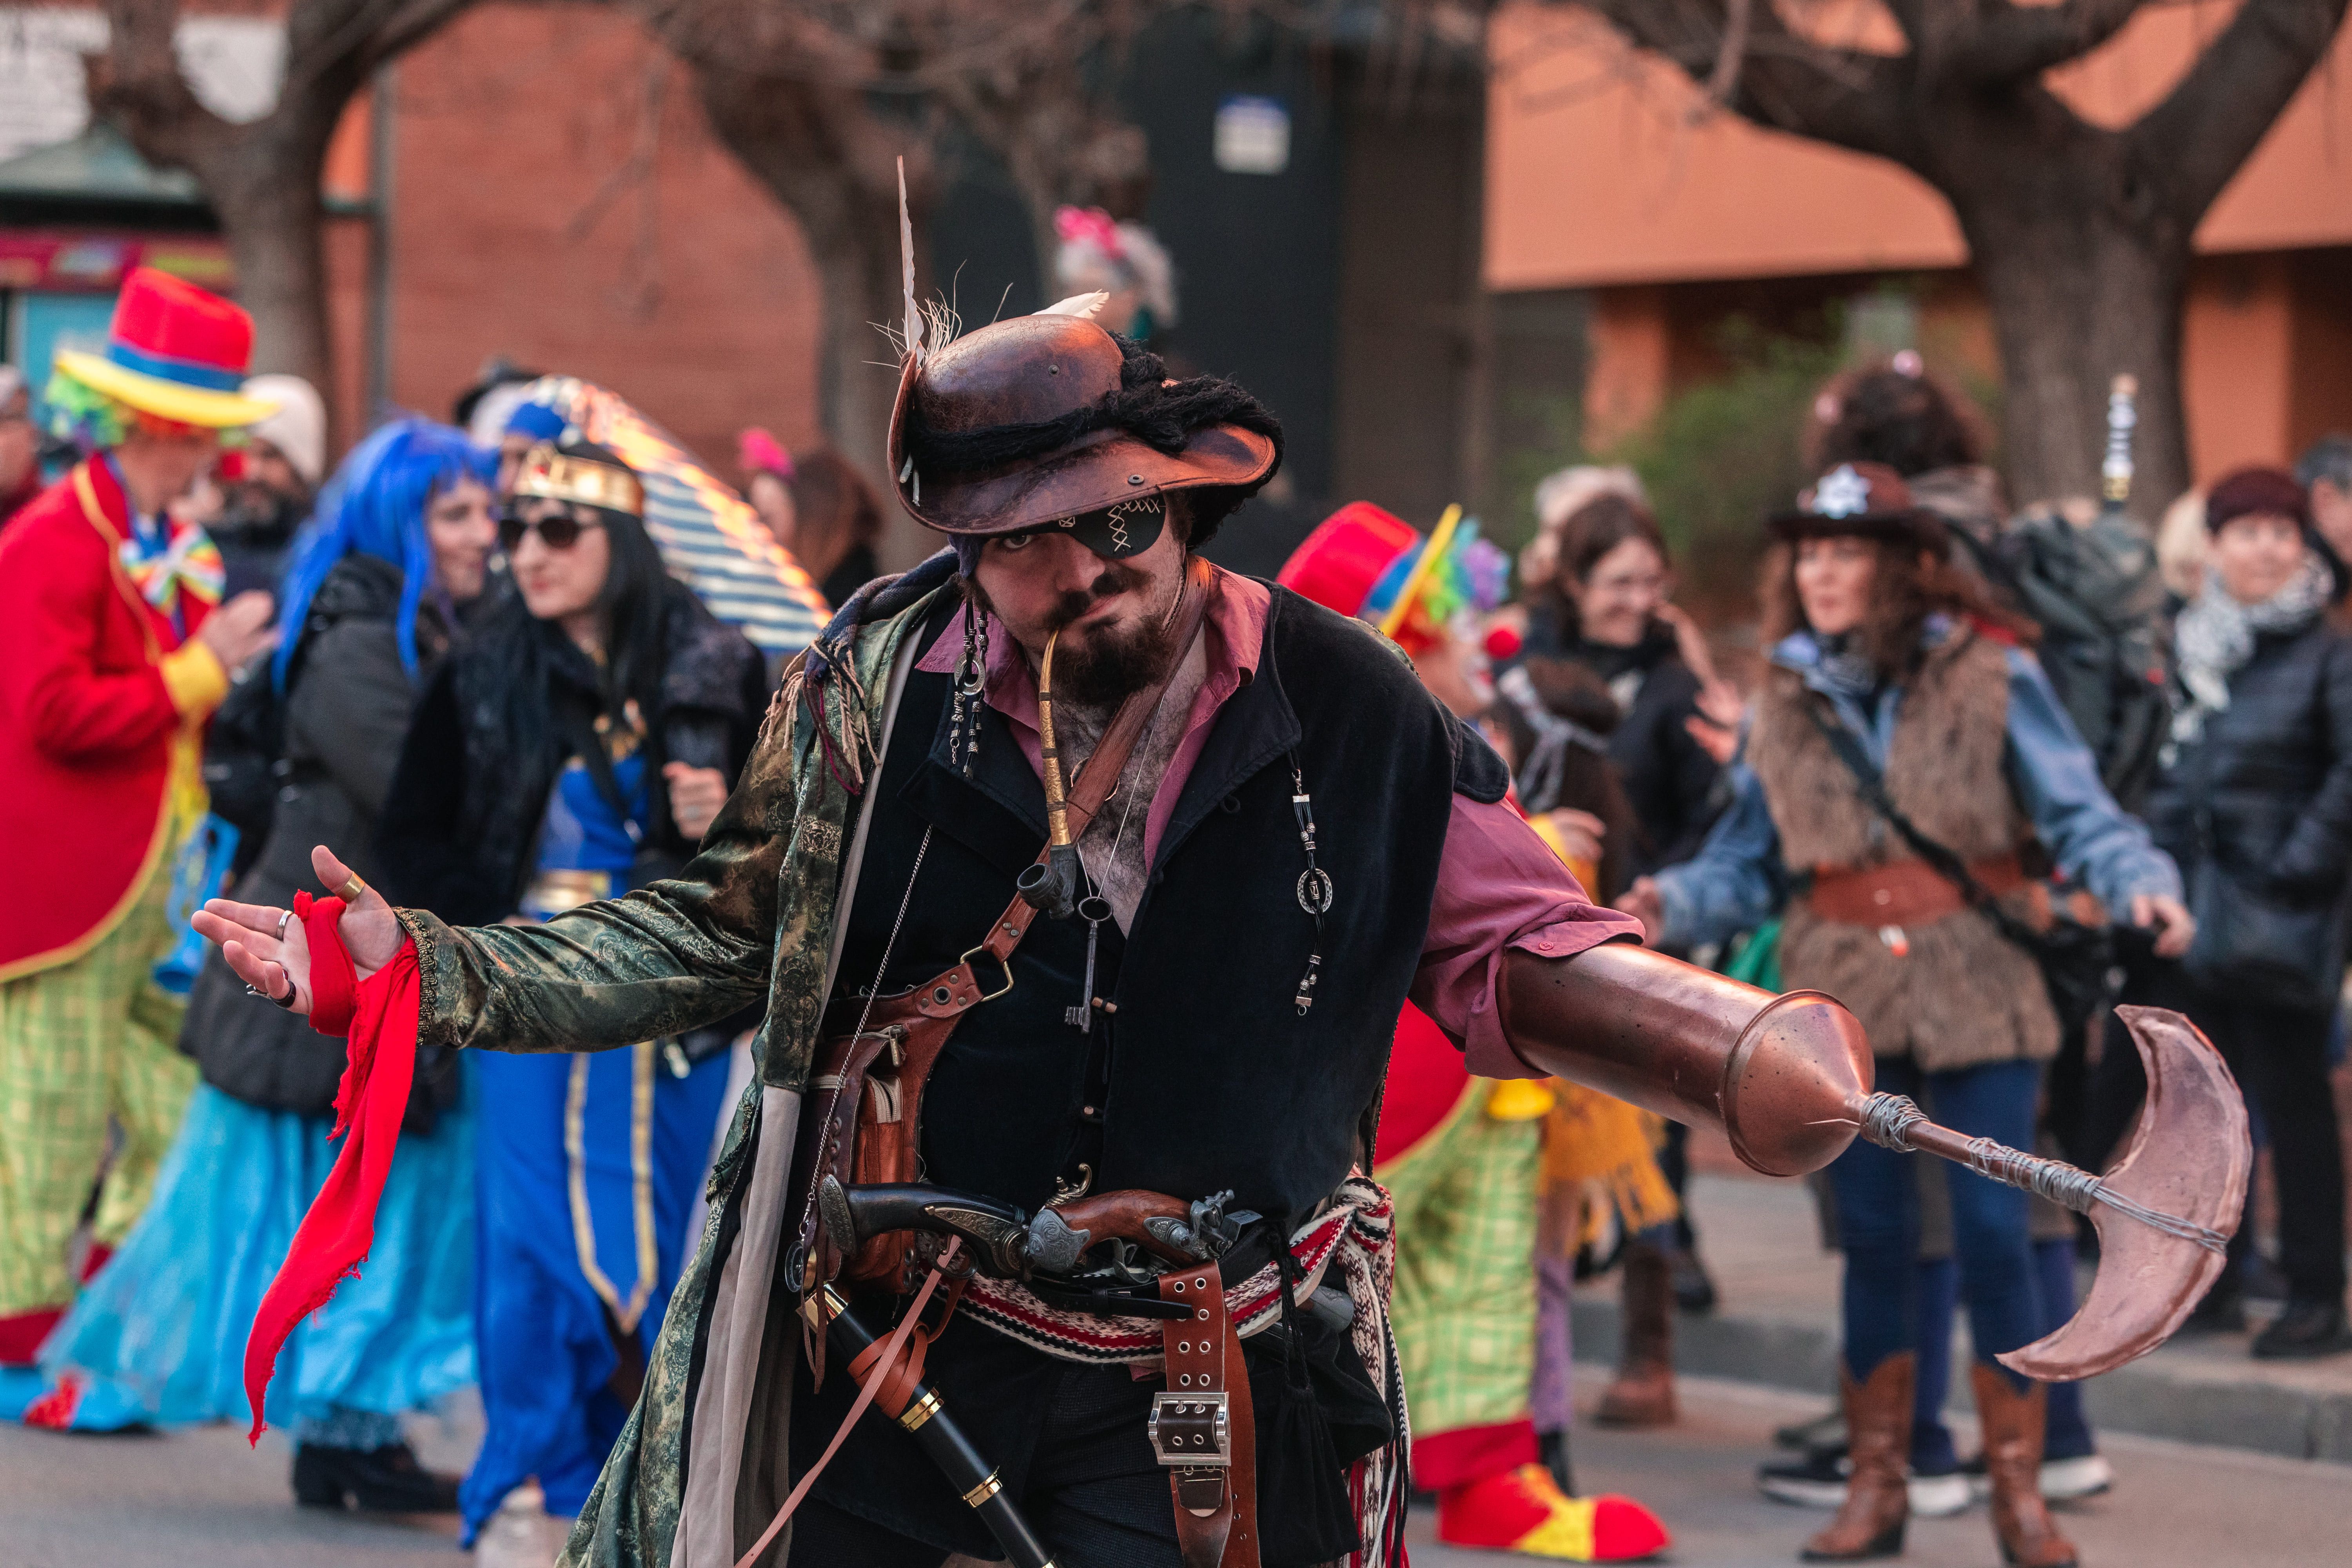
left=1372, top=1002, right=1474, bottom=1169
left=242, top=894, right=420, bottom=1442
left=0, top=460, right=213, bottom=977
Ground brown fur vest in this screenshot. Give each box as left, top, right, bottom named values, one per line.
left=1745, top=626, right=2058, bottom=1072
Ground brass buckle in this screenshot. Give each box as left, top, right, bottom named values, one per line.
left=1147, top=1391, right=1230, bottom=1467
left=956, top=944, right=1016, bottom=1001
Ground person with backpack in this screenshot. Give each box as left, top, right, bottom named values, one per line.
left=1617, top=463, right=2189, bottom=1568
left=20, top=421, right=495, bottom=1488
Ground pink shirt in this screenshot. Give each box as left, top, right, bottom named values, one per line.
left=915, top=566, right=1639, bottom=1076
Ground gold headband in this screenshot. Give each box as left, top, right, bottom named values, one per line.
left=512, top=443, right=644, bottom=518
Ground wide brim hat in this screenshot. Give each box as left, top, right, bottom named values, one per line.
left=1769, top=461, right=1947, bottom=550
left=52, top=267, right=274, bottom=428
left=886, top=311, right=1277, bottom=538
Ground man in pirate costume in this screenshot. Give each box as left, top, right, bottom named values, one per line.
left=205, top=297, right=1886, bottom=1568
left=0, top=269, right=278, bottom=1382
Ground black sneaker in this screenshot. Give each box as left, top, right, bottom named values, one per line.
left=1774, top=1407, right=1846, bottom=1453
left=2250, top=1300, right=2352, bottom=1360
left=291, top=1441, right=461, bottom=1513
left=1759, top=1446, right=1849, bottom=1509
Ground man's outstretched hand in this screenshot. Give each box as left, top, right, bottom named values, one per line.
left=191, top=845, right=405, bottom=1016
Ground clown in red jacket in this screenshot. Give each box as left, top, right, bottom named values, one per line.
left=0, top=269, right=278, bottom=1372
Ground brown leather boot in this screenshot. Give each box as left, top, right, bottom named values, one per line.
left=1972, top=1365, right=2078, bottom=1568
left=1597, top=1239, right=1677, bottom=1427
left=1800, top=1354, right=1912, bottom=1561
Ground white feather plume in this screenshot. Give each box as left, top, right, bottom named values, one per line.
left=1039, top=290, right=1111, bottom=320
left=898, top=157, right=921, bottom=366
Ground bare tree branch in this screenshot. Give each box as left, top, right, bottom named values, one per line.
left=1947, top=0, right=2153, bottom=83
left=1581, top=0, right=1916, bottom=163
left=2134, top=0, right=2351, bottom=220
left=84, top=0, right=482, bottom=432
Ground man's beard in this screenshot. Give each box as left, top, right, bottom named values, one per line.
left=217, top=483, right=307, bottom=542
left=975, top=558, right=1188, bottom=708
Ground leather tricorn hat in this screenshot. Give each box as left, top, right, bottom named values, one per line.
left=886, top=312, right=1279, bottom=539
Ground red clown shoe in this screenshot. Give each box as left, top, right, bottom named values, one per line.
left=1439, top=1463, right=1672, bottom=1562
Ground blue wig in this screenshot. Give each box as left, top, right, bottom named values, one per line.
left=271, top=418, right=495, bottom=692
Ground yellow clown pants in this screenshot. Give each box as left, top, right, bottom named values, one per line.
left=0, top=854, right=198, bottom=1329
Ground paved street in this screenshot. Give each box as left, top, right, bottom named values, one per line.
left=4, top=1373, right=2346, bottom=1567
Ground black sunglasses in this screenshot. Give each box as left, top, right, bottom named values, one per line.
left=498, top=510, right=605, bottom=552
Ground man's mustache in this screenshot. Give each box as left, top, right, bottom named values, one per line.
left=1042, top=565, right=1148, bottom=632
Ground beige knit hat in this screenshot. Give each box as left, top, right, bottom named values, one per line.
left=241, top=373, right=326, bottom=487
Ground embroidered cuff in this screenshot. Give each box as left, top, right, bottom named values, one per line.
left=160, top=641, right=228, bottom=719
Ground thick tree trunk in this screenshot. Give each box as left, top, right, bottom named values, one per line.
left=1957, top=194, right=2192, bottom=514
left=201, top=129, right=336, bottom=427
left=1916, top=90, right=2196, bottom=514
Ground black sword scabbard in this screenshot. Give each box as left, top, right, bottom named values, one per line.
left=803, top=1285, right=1058, bottom=1568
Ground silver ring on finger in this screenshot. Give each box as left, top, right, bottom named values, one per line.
left=276, top=909, right=292, bottom=941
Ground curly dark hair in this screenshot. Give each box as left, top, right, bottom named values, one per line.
left=1528, top=492, right=1673, bottom=638
left=1760, top=534, right=2034, bottom=679
left=1810, top=360, right=1988, bottom=479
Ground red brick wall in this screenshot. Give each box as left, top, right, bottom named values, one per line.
left=366, top=4, right=822, bottom=480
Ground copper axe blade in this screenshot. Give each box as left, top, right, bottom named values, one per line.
left=1847, top=1004, right=2249, bottom=1381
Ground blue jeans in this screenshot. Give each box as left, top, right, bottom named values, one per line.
left=1831, top=1058, right=2042, bottom=1394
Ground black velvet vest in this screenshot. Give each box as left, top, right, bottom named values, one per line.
left=829, top=583, right=1508, bottom=1234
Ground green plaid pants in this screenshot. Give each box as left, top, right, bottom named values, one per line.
left=1382, top=1082, right=1542, bottom=1438
left=0, top=857, right=197, bottom=1318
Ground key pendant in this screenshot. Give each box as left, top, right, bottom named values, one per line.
left=1066, top=895, right=1111, bottom=1028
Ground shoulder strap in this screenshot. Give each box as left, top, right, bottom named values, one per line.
left=1800, top=697, right=2029, bottom=940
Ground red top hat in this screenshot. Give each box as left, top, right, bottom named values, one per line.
left=1276, top=501, right=1422, bottom=619
left=52, top=267, right=275, bottom=428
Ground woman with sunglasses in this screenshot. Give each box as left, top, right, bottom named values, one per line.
left=27, top=420, right=497, bottom=1509
left=375, top=439, right=768, bottom=1561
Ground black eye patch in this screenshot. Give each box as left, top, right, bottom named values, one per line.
left=1044, top=494, right=1166, bottom=559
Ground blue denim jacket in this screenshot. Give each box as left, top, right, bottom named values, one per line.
left=1656, top=622, right=2183, bottom=950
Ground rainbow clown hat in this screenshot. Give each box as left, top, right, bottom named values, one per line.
left=1276, top=499, right=1510, bottom=657
left=51, top=268, right=276, bottom=428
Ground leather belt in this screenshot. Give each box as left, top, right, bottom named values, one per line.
left=1152, top=1261, right=1259, bottom=1568
left=1801, top=851, right=2027, bottom=928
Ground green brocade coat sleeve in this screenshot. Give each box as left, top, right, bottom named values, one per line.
left=394, top=704, right=797, bottom=1058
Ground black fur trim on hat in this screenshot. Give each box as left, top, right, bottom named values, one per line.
left=905, top=336, right=1283, bottom=549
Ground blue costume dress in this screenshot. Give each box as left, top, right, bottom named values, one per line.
left=28, top=1070, right=475, bottom=1438
left=461, top=751, right=733, bottom=1535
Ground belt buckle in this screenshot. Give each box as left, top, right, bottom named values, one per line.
left=1147, top=1390, right=1230, bottom=1467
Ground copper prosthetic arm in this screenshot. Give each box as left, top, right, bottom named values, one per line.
left=1500, top=942, right=2250, bottom=1379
